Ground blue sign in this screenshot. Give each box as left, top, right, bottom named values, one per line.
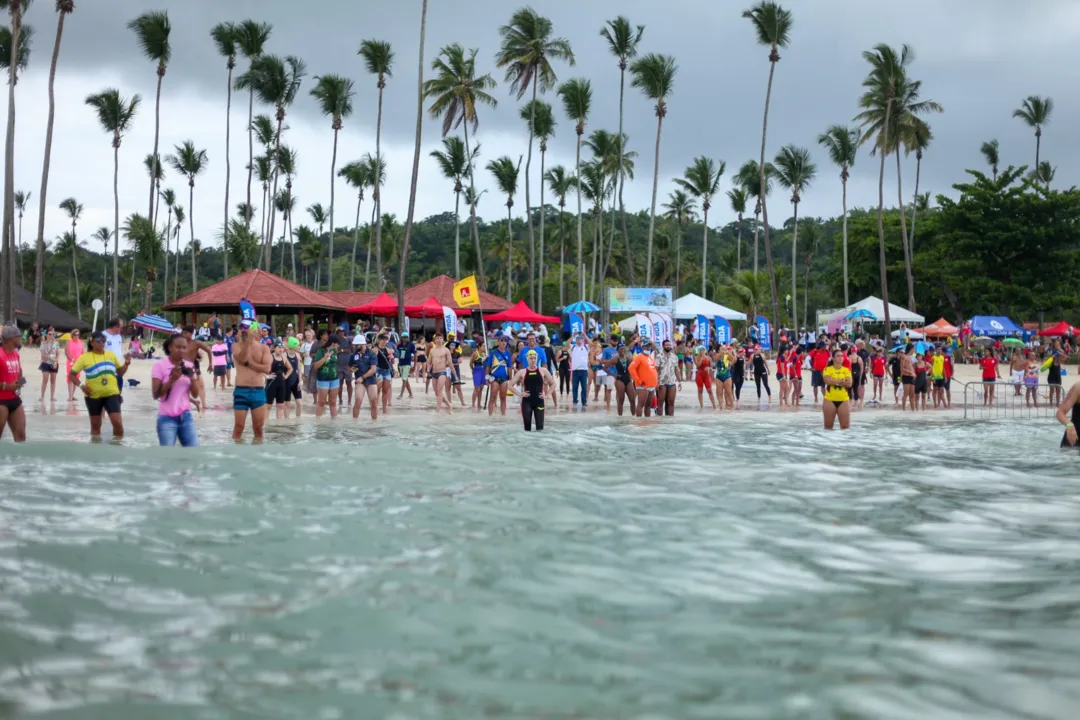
left=695, top=315, right=710, bottom=343
left=756, top=315, right=772, bottom=350
left=714, top=316, right=732, bottom=344
left=564, top=312, right=584, bottom=335
left=239, top=299, right=256, bottom=322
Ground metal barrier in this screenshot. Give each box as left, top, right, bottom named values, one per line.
left=961, top=381, right=1061, bottom=420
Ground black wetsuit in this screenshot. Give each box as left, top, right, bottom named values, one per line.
left=752, top=352, right=771, bottom=398
left=1048, top=362, right=1062, bottom=386
left=733, top=357, right=745, bottom=400
left=1062, top=401, right=1080, bottom=448
left=558, top=351, right=571, bottom=394
left=522, top=367, right=546, bottom=431
left=286, top=351, right=302, bottom=400
left=266, top=358, right=288, bottom=404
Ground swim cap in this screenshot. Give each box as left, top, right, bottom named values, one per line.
left=526, top=350, right=538, bottom=359
left=287, top=336, right=300, bottom=349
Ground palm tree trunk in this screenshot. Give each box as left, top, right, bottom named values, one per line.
left=1035, top=131, right=1041, bottom=170
left=538, top=146, right=547, bottom=312
left=163, top=209, right=171, bottom=304
left=453, top=188, right=461, bottom=280
left=559, top=209, right=565, bottom=307
left=876, top=100, right=894, bottom=339
left=350, top=191, right=362, bottom=290
left=112, top=143, right=120, bottom=315
left=149, top=69, right=163, bottom=225
left=223, top=62, right=233, bottom=279
left=574, top=133, right=583, bottom=303
left=130, top=256, right=138, bottom=302
left=675, top=218, right=682, bottom=298
left=701, top=212, right=709, bottom=296
left=259, top=184, right=267, bottom=251
left=601, top=186, right=618, bottom=296
left=525, top=81, right=537, bottom=307
left=327, top=126, right=339, bottom=291
left=365, top=202, right=376, bottom=291
left=16, top=213, right=22, bottom=287
left=288, top=204, right=296, bottom=281
left=803, top=260, right=811, bottom=329
left=34, top=7, right=66, bottom=322
left=265, top=113, right=283, bottom=270
left=909, top=157, right=923, bottom=266
left=72, top=246, right=80, bottom=319
left=173, top=228, right=179, bottom=300
left=463, top=122, right=485, bottom=290
left=758, top=56, right=781, bottom=342
left=1, top=4, right=19, bottom=323
left=616, top=62, right=634, bottom=284
left=189, top=183, right=197, bottom=291
left=590, top=205, right=600, bottom=302
left=735, top=216, right=742, bottom=272
left=246, top=88, right=254, bottom=228
left=506, top=206, right=514, bottom=301
left=645, top=114, right=663, bottom=286
left=374, top=83, right=385, bottom=291
left=790, top=202, right=799, bottom=328
left=841, top=173, right=849, bottom=307
left=395, top=0, right=427, bottom=331
left=752, top=207, right=760, bottom=276
left=896, top=151, right=914, bottom=312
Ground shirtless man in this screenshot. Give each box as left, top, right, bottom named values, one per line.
left=181, top=325, right=214, bottom=412
left=426, top=334, right=454, bottom=414
left=1008, top=349, right=1026, bottom=397
left=231, top=320, right=273, bottom=442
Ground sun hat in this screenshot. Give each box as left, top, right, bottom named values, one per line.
left=351, top=334, right=367, bottom=345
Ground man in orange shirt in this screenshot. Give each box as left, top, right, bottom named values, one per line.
left=629, top=339, right=659, bottom=418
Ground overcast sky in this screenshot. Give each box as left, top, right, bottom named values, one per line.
left=4, top=0, right=1078, bottom=259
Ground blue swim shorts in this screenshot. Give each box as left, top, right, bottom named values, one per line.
left=316, top=379, right=341, bottom=391
left=233, top=385, right=267, bottom=412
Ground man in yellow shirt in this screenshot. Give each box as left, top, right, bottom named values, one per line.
left=69, top=331, right=130, bottom=439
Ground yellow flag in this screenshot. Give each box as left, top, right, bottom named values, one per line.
left=453, top=275, right=480, bottom=308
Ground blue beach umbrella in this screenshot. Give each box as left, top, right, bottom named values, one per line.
left=132, top=314, right=178, bottom=334
left=564, top=300, right=601, bottom=314
left=846, top=308, right=877, bottom=321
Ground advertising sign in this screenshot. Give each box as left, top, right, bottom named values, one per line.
left=608, top=287, right=673, bottom=314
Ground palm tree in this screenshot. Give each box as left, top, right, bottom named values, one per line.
left=276, top=143, right=299, bottom=279
left=127, top=11, right=170, bottom=225
left=360, top=153, right=386, bottom=291
left=557, top=77, right=590, bottom=302
left=244, top=54, right=306, bottom=269
left=296, top=226, right=321, bottom=288
left=578, top=159, right=611, bottom=302
left=726, top=187, right=746, bottom=271
left=629, top=52, right=676, bottom=287
left=12, top=189, right=27, bottom=285
left=601, top=16, right=644, bottom=284
left=520, top=99, right=555, bottom=309
left=1013, top=95, right=1053, bottom=170
left=663, top=189, right=696, bottom=299
left=211, top=21, right=238, bottom=278
left=584, top=130, right=617, bottom=294
left=735, top=159, right=774, bottom=277
left=903, top=119, right=932, bottom=261
left=545, top=165, right=575, bottom=307
left=123, top=213, right=163, bottom=314
left=234, top=20, right=271, bottom=229
left=338, top=160, right=369, bottom=291
left=773, top=144, right=816, bottom=327
left=310, top=74, right=355, bottom=290
left=143, top=153, right=163, bottom=233
left=55, top=230, right=82, bottom=315
left=85, top=88, right=140, bottom=313
left=422, top=42, right=498, bottom=288
left=799, top=220, right=821, bottom=328
left=33, top=0, right=74, bottom=323
left=743, top=0, right=792, bottom=339
left=0, top=0, right=28, bottom=321
left=165, top=140, right=208, bottom=292
left=674, top=156, right=724, bottom=298
left=980, top=139, right=1000, bottom=181
left=817, top=125, right=859, bottom=306
left=1031, top=161, right=1056, bottom=189
left=59, top=196, right=81, bottom=315
left=308, top=203, right=326, bottom=237
left=358, top=38, right=394, bottom=290
left=170, top=205, right=183, bottom=299
left=430, top=136, right=478, bottom=280
left=488, top=155, right=521, bottom=300
left=223, top=219, right=260, bottom=272
left=723, top=270, right=770, bottom=338
left=159, top=187, right=175, bottom=303
left=253, top=152, right=272, bottom=247
left=495, top=7, right=574, bottom=307
left=273, top=189, right=296, bottom=276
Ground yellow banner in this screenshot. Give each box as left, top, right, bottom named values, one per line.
left=453, top=276, right=480, bottom=308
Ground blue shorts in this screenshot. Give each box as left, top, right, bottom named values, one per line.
left=375, top=368, right=392, bottom=382
left=233, top=386, right=266, bottom=412
left=316, top=379, right=341, bottom=391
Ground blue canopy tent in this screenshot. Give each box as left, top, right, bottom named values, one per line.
left=966, top=315, right=1023, bottom=337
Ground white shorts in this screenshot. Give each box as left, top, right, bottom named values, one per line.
left=1011, top=370, right=1024, bottom=384
left=598, top=374, right=615, bottom=387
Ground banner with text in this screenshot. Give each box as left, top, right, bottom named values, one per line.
left=714, top=316, right=732, bottom=344
left=564, top=312, right=584, bottom=336
left=608, top=287, right=674, bottom=314
left=442, top=306, right=457, bottom=337
left=695, top=315, right=710, bottom=343
left=635, top=314, right=653, bottom=341
left=756, top=315, right=772, bottom=350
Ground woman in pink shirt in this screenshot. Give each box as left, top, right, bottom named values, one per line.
left=151, top=334, right=198, bottom=446
left=64, top=329, right=85, bottom=401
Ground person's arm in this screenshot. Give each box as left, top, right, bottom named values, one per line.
left=628, top=355, right=642, bottom=386
left=68, top=356, right=82, bottom=387
left=282, top=360, right=293, bottom=380
left=542, top=368, right=556, bottom=392
left=247, top=345, right=273, bottom=374
left=509, top=369, right=526, bottom=397
left=116, top=352, right=132, bottom=378
left=312, top=348, right=329, bottom=370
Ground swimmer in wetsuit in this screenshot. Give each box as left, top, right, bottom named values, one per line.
left=1056, top=381, right=1080, bottom=448
left=510, top=349, right=554, bottom=431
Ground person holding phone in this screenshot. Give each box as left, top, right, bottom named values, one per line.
left=151, top=334, right=198, bottom=446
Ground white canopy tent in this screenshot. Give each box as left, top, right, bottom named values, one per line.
left=840, top=296, right=924, bottom=324
left=673, top=293, right=747, bottom=321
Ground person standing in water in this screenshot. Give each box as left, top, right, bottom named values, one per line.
left=64, top=329, right=85, bottom=401
left=350, top=334, right=379, bottom=421
left=696, top=345, right=716, bottom=410
left=656, top=339, right=681, bottom=416
left=38, top=328, right=60, bottom=403
left=151, top=334, right=198, bottom=447
left=69, top=331, right=131, bottom=440
left=751, top=346, right=771, bottom=403
left=211, top=336, right=230, bottom=391
left=0, top=325, right=27, bottom=442
left=232, top=321, right=273, bottom=440
left=629, top=339, right=659, bottom=418
left=397, top=333, right=416, bottom=400
left=485, top=335, right=512, bottom=416
left=979, top=350, right=1000, bottom=407
left=427, top=334, right=454, bottom=415
left=822, top=348, right=853, bottom=430
left=510, top=349, right=554, bottom=431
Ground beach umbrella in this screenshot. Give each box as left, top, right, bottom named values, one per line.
left=846, top=308, right=877, bottom=321
left=971, top=336, right=994, bottom=346
left=564, top=300, right=601, bottom=314
left=132, top=314, right=179, bottom=333
left=1003, top=337, right=1025, bottom=347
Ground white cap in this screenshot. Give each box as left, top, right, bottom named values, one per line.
left=287, top=323, right=293, bottom=327
left=352, top=334, right=367, bottom=345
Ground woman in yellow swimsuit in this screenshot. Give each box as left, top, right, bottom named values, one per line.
left=822, top=348, right=853, bottom=430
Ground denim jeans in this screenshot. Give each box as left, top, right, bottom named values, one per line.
left=572, top=369, right=589, bottom=406
left=157, top=411, right=199, bottom=447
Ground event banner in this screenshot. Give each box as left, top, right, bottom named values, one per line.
left=756, top=315, right=772, bottom=350
left=695, top=315, right=710, bottom=343
left=635, top=314, right=653, bottom=341
left=564, top=312, right=584, bottom=335
left=442, top=306, right=457, bottom=337
left=403, top=316, right=410, bottom=336
left=608, top=287, right=673, bottom=314
left=714, top=316, right=732, bottom=344
left=662, top=314, right=673, bottom=344
left=647, top=313, right=665, bottom=344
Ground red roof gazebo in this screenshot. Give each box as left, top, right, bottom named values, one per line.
left=402, top=274, right=512, bottom=311
left=164, top=269, right=346, bottom=327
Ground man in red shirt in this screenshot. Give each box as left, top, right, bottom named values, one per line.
left=943, top=349, right=954, bottom=408
left=809, top=342, right=830, bottom=403
left=980, top=351, right=1000, bottom=406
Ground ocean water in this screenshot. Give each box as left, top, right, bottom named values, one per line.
left=1, top=415, right=1078, bottom=719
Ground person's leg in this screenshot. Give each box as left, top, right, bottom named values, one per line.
left=40, top=371, right=47, bottom=401
left=655, top=386, right=667, bottom=416
left=754, top=373, right=763, bottom=399
left=157, top=414, right=178, bottom=446
left=0, top=405, right=8, bottom=440
left=177, top=411, right=198, bottom=447
left=88, top=411, right=103, bottom=438
left=644, top=391, right=654, bottom=417
left=604, top=382, right=612, bottom=412
left=571, top=370, right=580, bottom=405
left=328, top=387, right=339, bottom=419
left=7, top=405, right=25, bottom=442
left=534, top=402, right=545, bottom=431
left=823, top=401, right=836, bottom=429
left=838, top=401, right=851, bottom=429
left=615, top=382, right=625, bottom=415
left=251, top=404, right=267, bottom=443
left=368, top=385, right=378, bottom=420
left=522, top=400, right=533, bottom=431
left=107, top=411, right=124, bottom=438
left=762, top=374, right=771, bottom=399
left=665, top=385, right=676, bottom=416
left=232, top=409, right=248, bottom=440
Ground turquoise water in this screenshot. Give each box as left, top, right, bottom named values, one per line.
left=1, top=416, right=1078, bottom=719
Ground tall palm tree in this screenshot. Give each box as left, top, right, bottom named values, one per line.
left=170, top=205, right=183, bottom=299
left=799, top=220, right=821, bottom=328
left=85, top=88, right=140, bottom=313
left=127, top=10, right=170, bottom=225
left=273, top=189, right=296, bottom=276
left=674, top=157, right=724, bottom=297
left=358, top=38, right=394, bottom=290
left=223, top=219, right=260, bottom=272
left=495, top=7, right=574, bottom=307
left=308, top=203, right=326, bottom=237
left=244, top=54, right=306, bottom=269
left=663, top=189, right=697, bottom=299
left=584, top=130, right=617, bottom=295
left=723, top=270, right=770, bottom=338
left=58, top=196, right=81, bottom=315
left=253, top=152, right=272, bottom=247
left=234, top=20, right=271, bottom=229
left=430, top=136, right=477, bottom=280
left=165, top=140, right=208, bottom=292
left=726, top=187, right=746, bottom=271
left=0, top=0, right=28, bottom=321
left=422, top=42, right=498, bottom=288
left=599, top=133, right=635, bottom=287
left=520, top=99, right=555, bottom=309
left=903, top=119, right=932, bottom=261
left=12, top=189, right=27, bottom=286
left=735, top=159, right=774, bottom=278
left=123, top=213, right=163, bottom=314
left=1013, top=95, right=1053, bottom=170
left=1031, top=161, right=1056, bottom=189
left=310, top=73, right=355, bottom=291
left=743, top=0, right=792, bottom=339
left=338, top=160, right=369, bottom=291
left=817, top=124, right=860, bottom=307
left=55, top=230, right=82, bottom=315
left=210, top=21, right=238, bottom=278
left=361, top=152, right=386, bottom=291
left=545, top=165, right=575, bottom=307
left=629, top=52, right=676, bottom=287
left=557, top=77, right=590, bottom=302
left=487, top=155, right=521, bottom=301
left=773, top=144, right=816, bottom=327
left=159, top=187, right=175, bottom=303
left=578, top=159, right=610, bottom=302
left=33, top=0, right=74, bottom=323
left=276, top=143, right=299, bottom=280
left=980, top=139, right=1000, bottom=181
left=143, top=153, right=163, bottom=234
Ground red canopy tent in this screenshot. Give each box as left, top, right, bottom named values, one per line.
left=485, top=300, right=560, bottom=324
left=345, top=292, right=399, bottom=316
left=404, top=296, right=469, bottom=318
left=919, top=317, right=960, bottom=338
left=1037, top=320, right=1074, bottom=337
